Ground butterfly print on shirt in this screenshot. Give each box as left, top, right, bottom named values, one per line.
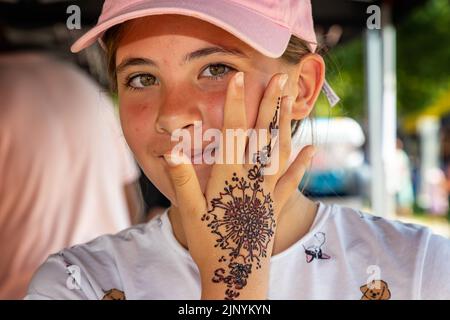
left=303, top=232, right=331, bottom=263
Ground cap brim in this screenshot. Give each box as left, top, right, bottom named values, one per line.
left=71, top=0, right=293, bottom=58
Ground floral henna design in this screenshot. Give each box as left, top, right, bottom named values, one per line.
left=201, top=97, right=281, bottom=299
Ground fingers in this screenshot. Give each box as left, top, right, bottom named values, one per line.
left=264, top=95, right=294, bottom=183
left=278, top=95, right=294, bottom=173
left=163, top=152, right=207, bottom=214
left=273, top=145, right=316, bottom=206
left=220, top=72, right=248, bottom=164
left=254, top=74, right=288, bottom=133
left=223, top=72, right=247, bottom=130
left=248, top=74, right=288, bottom=170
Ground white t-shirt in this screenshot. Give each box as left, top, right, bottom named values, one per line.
left=0, top=52, right=139, bottom=299
left=25, top=202, right=450, bottom=300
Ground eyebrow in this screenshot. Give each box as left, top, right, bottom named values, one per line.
left=116, top=46, right=248, bottom=75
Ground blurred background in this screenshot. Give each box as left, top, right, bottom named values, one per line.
left=303, top=0, right=450, bottom=238
left=0, top=0, right=449, bottom=298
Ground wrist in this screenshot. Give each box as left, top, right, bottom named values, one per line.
left=198, top=258, right=271, bottom=300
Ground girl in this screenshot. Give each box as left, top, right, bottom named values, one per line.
left=26, top=0, right=450, bottom=300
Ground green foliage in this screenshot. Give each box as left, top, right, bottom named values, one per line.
left=397, top=0, right=450, bottom=118
left=320, top=0, right=450, bottom=120
left=318, top=39, right=365, bottom=119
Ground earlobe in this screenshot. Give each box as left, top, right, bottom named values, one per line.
left=291, top=54, right=325, bottom=119
left=291, top=98, right=312, bottom=119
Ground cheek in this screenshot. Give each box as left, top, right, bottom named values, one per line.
left=119, top=98, right=177, bottom=203
left=201, top=93, right=223, bottom=128
left=118, top=98, right=156, bottom=156
left=201, top=79, right=264, bottom=130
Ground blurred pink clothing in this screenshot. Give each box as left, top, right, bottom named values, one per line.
left=0, top=52, right=139, bottom=299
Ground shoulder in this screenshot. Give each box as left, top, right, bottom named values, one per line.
left=318, top=202, right=450, bottom=299
left=26, top=218, right=164, bottom=300
left=420, top=232, right=450, bottom=299
left=322, top=202, right=432, bottom=247
left=317, top=202, right=432, bottom=271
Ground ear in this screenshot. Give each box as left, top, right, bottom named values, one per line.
left=382, top=288, right=391, bottom=300
left=290, top=53, right=325, bottom=120
left=360, top=284, right=368, bottom=294
left=381, top=281, right=391, bottom=300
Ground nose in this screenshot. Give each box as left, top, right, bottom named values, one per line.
left=155, top=84, right=202, bottom=135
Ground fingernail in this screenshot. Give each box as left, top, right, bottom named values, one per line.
left=279, top=74, right=288, bottom=90
left=235, top=72, right=244, bottom=88
left=163, top=153, right=183, bottom=167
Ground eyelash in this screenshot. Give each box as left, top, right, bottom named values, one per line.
left=124, top=63, right=236, bottom=91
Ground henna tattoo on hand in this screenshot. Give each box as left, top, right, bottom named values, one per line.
left=201, top=97, right=281, bottom=300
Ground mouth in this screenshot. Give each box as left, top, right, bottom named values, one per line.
left=190, top=145, right=217, bottom=164
left=159, top=144, right=218, bottom=165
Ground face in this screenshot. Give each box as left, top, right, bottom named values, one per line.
left=361, top=281, right=390, bottom=300
left=115, top=15, right=300, bottom=205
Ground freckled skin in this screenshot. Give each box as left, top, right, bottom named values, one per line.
left=114, top=14, right=325, bottom=299
left=115, top=15, right=286, bottom=204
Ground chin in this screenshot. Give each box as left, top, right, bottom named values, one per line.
left=193, top=163, right=212, bottom=194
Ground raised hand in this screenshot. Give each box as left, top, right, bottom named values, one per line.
left=164, top=72, right=315, bottom=299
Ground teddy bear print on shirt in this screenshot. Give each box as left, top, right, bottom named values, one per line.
left=360, top=280, right=391, bottom=300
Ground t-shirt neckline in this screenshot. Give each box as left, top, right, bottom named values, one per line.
left=158, top=200, right=332, bottom=263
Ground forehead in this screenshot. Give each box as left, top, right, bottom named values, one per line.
left=116, top=14, right=256, bottom=59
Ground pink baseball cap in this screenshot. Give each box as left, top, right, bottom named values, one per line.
left=71, top=0, right=318, bottom=56
left=71, top=0, right=340, bottom=106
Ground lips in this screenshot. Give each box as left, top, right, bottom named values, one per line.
left=159, top=143, right=219, bottom=165
left=191, top=144, right=218, bottom=164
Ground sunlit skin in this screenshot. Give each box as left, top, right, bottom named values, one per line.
left=115, top=15, right=325, bottom=255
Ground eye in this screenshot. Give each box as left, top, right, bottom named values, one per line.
left=126, top=74, right=158, bottom=89
left=200, top=64, right=234, bottom=79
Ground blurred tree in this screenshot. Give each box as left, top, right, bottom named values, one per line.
left=316, top=39, right=365, bottom=119
left=317, top=0, right=450, bottom=121
left=397, top=0, right=450, bottom=119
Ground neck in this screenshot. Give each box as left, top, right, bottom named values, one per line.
left=167, top=190, right=318, bottom=256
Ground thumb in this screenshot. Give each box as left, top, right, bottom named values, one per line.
left=163, top=152, right=206, bottom=214
left=274, top=145, right=316, bottom=206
